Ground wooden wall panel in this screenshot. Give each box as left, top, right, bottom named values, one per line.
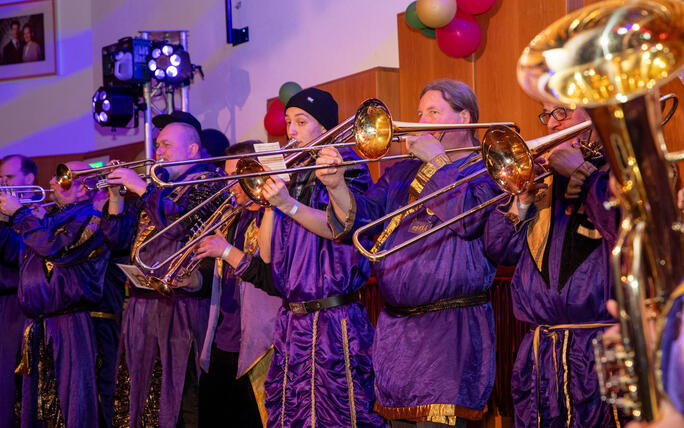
left=267, top=67, right=401, bottom=181
left=397, top=15, right=474, bottom=123
left=398, top=0, right=683, bottom=154
left=474, top=1, right=568, bottom=141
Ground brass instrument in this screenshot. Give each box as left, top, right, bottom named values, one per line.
left=517, top=0, right=684, bottom=421
left=56, top=159, right=154, bottom=191
left=134, top=114, right=360, bottom=293
left=0, top=185, right=53, bottom=204
left=351, top=121, right=592, bottom=261
left=148, top=99, right=519, bottom=194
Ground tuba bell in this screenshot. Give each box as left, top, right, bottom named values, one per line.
left=517, top=0, right=684, bottom=422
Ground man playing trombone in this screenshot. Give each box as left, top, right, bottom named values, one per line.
left=318, top=79, right=501, bottom=427
left=0, top=154, right=36, bottom=428
left=483, top=104, right=621, bottom=427
left=103, top=118, right=225, bottom=427
left=195, top=88, right=385, bottom=427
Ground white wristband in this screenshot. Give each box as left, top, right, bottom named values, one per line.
left=220, top=243, right=233, bottom=261
left=286, top=200, right=299, bottom=217
left=516, top=198, right=532, bottom=217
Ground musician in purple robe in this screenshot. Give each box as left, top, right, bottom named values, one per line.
left=318, top=80, right=500, bottom=427
left=0, top=155, right=36, bottom=428
left=0, top=160, right=109, bottom=428
left=104, top=117, right=225, bottom=427
left=195, top=88, right=384, bottom=427
left=194, top=141, right=268, bottom=427
left=484, top=103, right=621, bottom=427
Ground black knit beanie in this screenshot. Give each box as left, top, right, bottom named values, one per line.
left=284, top=87, right=338, bottom=131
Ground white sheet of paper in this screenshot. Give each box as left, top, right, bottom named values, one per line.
left=254, top=142, right=290, bottom=182
left=117, top=263, right=153, bottom=290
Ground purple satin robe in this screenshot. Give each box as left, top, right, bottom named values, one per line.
left=661, top=294, right=684, bottom=415
left=0, top=224, right=23, bottom=428
left=215, top=209, right=280, bottom=378
left=331, top=155, right=499, bottom=421
left=12, top=202, right=109, bottom=428
left=484, top=168, right=620, bottom=428
left=102, top=163, right=223, bottom=428
left=235, top=153, right=384, bottom=428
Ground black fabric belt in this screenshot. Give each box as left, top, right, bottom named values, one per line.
left=283, top=291, right=359, bottom=315
left=385, top=290, right=489, bottom=317
left=0, top=287, right=18, bottom=297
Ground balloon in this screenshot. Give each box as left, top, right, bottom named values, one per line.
left=278, top=81, right=302, bottom=105
left=416, top=0, right=457, bottom=28
left=436, top=11, right=481, bottom=58
left=268, top=98, right=285, bottom=113
left=405, top=2, right=425, bottom=30
left=264, top=109, right=286, bottom=136
left=457, top=0, right=496, bottom=15
left=420, top=27, right=437, bottom=39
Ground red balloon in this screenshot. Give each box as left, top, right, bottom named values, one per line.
left=456, top=0, right=495, bottom=15
left=436, top=11, right=481, bottom=58
left=264, top=109, right=286, bottom=136
left=268, top=98, right=285, bottom=113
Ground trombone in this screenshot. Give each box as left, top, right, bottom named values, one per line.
left=56, top=159, right=154, bottom=191
left=352, top=121, right=593, bottom=262
left=148, top=99, right=519, bottom=193
left=0, top=185, right=53, bottom=204
left=352, top=90, right=678, bottom=261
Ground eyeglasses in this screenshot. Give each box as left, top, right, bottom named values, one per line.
left=538, top=107, right=570, bottom=125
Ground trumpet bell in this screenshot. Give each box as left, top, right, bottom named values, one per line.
left=236, top=158, right=272, bottom=207
left=354, top=99, right=393, bottom=160
left=482, top=126, right=535, bottom=195
left=56, top=163, right=73, bottom=190
left=517, top=0, right=684, bottom=108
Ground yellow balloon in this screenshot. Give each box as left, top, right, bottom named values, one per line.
left=416, top=0, right=457, bottom=28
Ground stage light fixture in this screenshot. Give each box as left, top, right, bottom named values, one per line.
left=92, top=86, right=138, bottom=128
left=146, top=42, right=193, bottom=86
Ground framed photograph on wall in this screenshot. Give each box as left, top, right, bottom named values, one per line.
left=0, top=0, right=56, bottom=82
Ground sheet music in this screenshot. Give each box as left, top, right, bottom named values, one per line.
left=117, top=263, right=154, bottom=290
left=254, top=142, right=290, bottom=182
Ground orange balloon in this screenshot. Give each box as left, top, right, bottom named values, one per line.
left=416, top=0, right=457, bottom=28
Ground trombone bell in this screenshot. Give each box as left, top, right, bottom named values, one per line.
left=481, top=126, right=535, bottom=195
left=235, top=158, right=272, bottom=207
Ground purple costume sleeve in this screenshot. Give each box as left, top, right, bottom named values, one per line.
left=12, top=206, right=93, bottom=258
left=423, top=163, right=501, bottom=239
left=0, top=222, right=20, bottom=270
left=582, top=169, right=619, bottom=248
left=101, top=199, right=140, bottom=251
left=484, top=200, right=538, bottom=266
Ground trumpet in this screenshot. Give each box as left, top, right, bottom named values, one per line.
left=351, top=121, right=592, bottom=261
left=517, top=0, right=684, bottom=421
left=0, top=185, right=53, bottom=204
left=56, top=159, right=154, bottom=191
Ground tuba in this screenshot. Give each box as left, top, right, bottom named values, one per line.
left=517, top=0, right=684, bottom=422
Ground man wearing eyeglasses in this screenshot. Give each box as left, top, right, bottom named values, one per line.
left=484, top=103, right=622, bottom=427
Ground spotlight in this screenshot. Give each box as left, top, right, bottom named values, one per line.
left=91, top=86, right=138, bottom=128
left=146, top=42, right=192, bottom=86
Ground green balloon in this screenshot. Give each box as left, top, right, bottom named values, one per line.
left=420, top=26, right=436, bottom=39
left=279, top=81, right=302, bottom=105
left=405, top=2, right=425, bottom=30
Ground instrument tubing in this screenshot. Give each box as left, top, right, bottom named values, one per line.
left=385, top=290, right=489, bottom=316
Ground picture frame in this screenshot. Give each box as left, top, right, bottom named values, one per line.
left=0, top=0, right=56, bottom=82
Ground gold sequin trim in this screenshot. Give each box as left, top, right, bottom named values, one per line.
left=341, top=318, right=357, bottom=427
left=311, top=311, right=319, bottom=427
left=280, top=351, right=288, bottom=428
left=562, top=329, right=572, bottom=427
